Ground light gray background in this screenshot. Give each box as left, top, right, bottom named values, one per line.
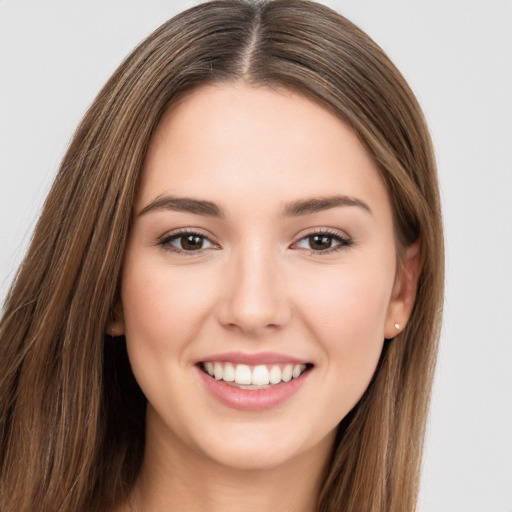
left=1, top=1, right=511, bottom=510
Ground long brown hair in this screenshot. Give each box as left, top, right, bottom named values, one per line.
left=0, top=1, right=444, bottom=511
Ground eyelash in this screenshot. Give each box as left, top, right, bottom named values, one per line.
left=157, top=228, right=353, bottom=255
left=292, top=229, right=353, bottom=255
left=157, top=229, right=218, bottom=255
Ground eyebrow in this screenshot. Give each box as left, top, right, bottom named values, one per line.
left=138, top=194, right=372, bottom=218
left=282, top=195, right=373, bottom=217
left=138, top=195, right=225, bottom=218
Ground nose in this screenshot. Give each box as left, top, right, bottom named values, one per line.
left=215, top=241, right=291, bottom=335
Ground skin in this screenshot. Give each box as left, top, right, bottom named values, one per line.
left=111, top=82, right=420, bottom=512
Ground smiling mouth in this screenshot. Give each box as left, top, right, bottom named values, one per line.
left=199, top=361, right=313, bottom=389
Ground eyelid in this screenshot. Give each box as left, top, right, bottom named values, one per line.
left=290, top=227, right=354, bottom=254
left=157, top=226, right=353, bottom=256
left=157, top=228, right=220, bottom=255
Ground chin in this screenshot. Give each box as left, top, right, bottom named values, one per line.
left=203, top=443, right=303, bottom=471
left=195, top=423, right=334, bottom=472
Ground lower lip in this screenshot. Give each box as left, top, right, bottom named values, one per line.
left=197, top=367, right=310, bottom=411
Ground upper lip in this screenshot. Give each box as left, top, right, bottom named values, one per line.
left=196, top=351, right=311, bottom=366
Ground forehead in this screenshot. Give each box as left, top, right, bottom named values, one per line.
left=138, top=82, right=391, bottom=219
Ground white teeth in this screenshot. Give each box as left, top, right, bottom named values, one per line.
left=202, top=361, right=309, bottom=386
left=293, top=364, right=306, bottom=379
left=269, top=365, right=281, bottom=384
left=282, top=364, right=293, bottom=382
left=252, top=365, right=270, bottom=386
left=223, top=362, right=235, bottom=382
left=213, top=362, right=223, bottom=380
left=234, top=364, right=252, bottom=385
left=205, top=362, right=214, bottom=377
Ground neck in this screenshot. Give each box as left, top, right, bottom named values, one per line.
left=126, top=417, right=334, bottom=512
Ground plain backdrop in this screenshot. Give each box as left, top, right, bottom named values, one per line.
left=1, top=1, right=511, bottom=511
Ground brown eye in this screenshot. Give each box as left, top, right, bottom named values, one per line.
left=181, top=234, right=204, bottom=250
left=293, top=231, right=352, bottom=253
left=308, top=234, right=334, bottom=251
left=159, top=231, right=216, bottom=253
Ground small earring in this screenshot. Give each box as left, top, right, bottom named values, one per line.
left=394, top=323, right=400, bottom=330
left=110, top=328, right=116, bottom=337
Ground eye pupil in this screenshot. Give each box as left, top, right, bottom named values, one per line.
left=309, top=234, right=332, bottom=250
left=181, top=234, right=203, bottom=250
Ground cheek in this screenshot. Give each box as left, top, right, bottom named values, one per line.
left=294, top=259, right=394, bottom=393
left=299, top=262, right=393, bottom=334
left=119, top=258, right=223, bottom=428
left=122, top=258, right=214, bottom=338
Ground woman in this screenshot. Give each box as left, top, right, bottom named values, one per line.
left=0, top=1, right=444, bottom=511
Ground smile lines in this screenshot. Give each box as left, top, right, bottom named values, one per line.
left=201, top=362, right=310, bottom=387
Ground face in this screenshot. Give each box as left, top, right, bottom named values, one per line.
left=116, top=83, right=415, bottom=472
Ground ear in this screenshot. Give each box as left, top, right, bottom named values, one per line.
left=106, top=301, right=125, bottom=337
left=384, top=240, right=422, bottom=339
